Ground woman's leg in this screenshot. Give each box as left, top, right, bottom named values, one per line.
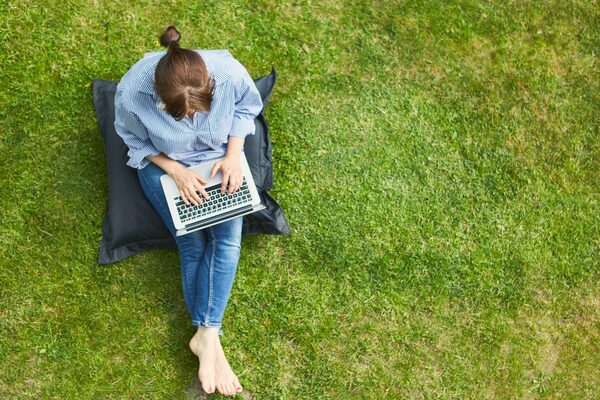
left=138, top=162, right=244, bottom=395
left=189, top=215, right=244, bottom=396
left=192, top=215, right=243, bottom=336
left=137, top=162, right=208, bottom=320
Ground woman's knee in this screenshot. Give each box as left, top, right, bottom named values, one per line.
left=209, top=218, right=243, bottom=249
left=176, top=231, right=207, bottom=256
left=218, top=236, right=242, bottom=251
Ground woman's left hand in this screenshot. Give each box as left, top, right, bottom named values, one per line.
left=210, top=153, right=243, bottom=195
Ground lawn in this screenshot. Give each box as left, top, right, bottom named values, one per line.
left=0, top=0, right=599, bottom=398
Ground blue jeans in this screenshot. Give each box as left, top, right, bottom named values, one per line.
left=137, top=162, right=243, bottom=336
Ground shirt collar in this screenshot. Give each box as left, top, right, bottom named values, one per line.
left=137, top=55, right=231, bottom=96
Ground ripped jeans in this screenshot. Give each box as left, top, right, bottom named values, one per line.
left=137, top=161, right=243, bottom=336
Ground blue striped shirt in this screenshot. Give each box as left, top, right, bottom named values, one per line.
left=114, top=49, right=264, bottom=170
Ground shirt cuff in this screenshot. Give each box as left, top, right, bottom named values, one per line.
left=126, top=146, right=161, bottom=170
left=228, top=114, right=257, bottom=138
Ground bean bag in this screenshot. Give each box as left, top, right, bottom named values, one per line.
left=92, top=67, right=290, bottom=265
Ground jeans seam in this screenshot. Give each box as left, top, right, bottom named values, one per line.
left=184, top=256, right=193, bottom=294
left=205, top=227, right=216, bottom=326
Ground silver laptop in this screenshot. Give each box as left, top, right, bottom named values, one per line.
left=160, top=152, right=265, bottom=236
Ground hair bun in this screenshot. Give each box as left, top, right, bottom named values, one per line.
left=159, top=26, right=181, bottom=48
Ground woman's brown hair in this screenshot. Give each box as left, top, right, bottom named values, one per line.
left=154, top=26, right=215, bottom=120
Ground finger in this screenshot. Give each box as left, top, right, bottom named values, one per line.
left=196, top=185, right=210, bottom=200
left=193, top=181, right=210, bottom=201
left=184, top=187, right=199, bottom=206
left=182, top=189, right=194, bottom=206
left=227, top=177, right=236, bottom=194
left=180, top=190, right=190, bottom=206
left=189, top=186, right=203, bottom=205
left=198, top=187, right=210, bottom=201
left=210, top=161, right=221, bottom=178
left=221, top=173, right=229, bottom=194
left=234, top=176, right=241, bottom=192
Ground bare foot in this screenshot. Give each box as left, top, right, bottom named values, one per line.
left=189, top=326, right=219, bottom=394
left=215, top=337, right=243, bottom=396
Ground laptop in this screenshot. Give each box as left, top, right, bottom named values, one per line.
left=160, top=152, right=265, bottom=236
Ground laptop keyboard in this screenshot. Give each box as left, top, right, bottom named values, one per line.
left=174, top=177, right=252, bottom=224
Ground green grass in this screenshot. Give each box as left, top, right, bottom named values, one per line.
left=1, top=0, right=599, bottom=398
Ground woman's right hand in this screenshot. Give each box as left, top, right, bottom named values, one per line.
left=167, top=164, right=210, bottom=206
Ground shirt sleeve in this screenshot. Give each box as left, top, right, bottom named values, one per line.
left=228, top=60, right=264, bottom=139
left=114, top=92, right=161, bottom=170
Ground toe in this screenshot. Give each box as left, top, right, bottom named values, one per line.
left=226, top=382, right=235, bottom=396
left=234, top=378, right=242, bottom=392
left=200, top=374, right=215, bottom=394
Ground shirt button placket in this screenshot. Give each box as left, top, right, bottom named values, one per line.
left=207, top=118, right=219, bottom=150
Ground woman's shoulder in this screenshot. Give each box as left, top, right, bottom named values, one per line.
left=194, top=49, right=236, bottom=71
left=196, top=49, right=249, bottom=85
left=200, top=50, right=252, bottom=82
left=194, top=49, right=233, bottom=59
left=118, top=55, right=157, bottom=86
left=115, top=56, right=159, bottom=111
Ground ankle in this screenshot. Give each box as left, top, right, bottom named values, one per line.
left=196, top=326, right=220, bottom=338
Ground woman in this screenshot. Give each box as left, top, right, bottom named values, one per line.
left=114, top=26, right=263, bottom=396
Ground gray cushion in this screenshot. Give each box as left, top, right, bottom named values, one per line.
left=92, top=67, right=290, bottom=265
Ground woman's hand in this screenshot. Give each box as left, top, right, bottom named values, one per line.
left=168, top=164, right=210, bottom=206
left=210, top=153, right=242, bottom=195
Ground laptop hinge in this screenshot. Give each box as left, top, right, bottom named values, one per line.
left=184, top=205, right=254, bottom=230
